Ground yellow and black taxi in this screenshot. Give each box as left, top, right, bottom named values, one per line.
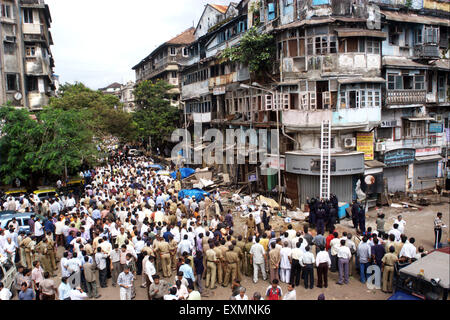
left=2, top=188, right=28, bottom=201
left=33, top=187, right=58, bottom=202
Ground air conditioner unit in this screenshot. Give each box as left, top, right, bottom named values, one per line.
left=344, top=138, right=356, bottom=148
left=435, top=114, right=443, bottom=122
left=375, top=142, right=386, bottom=152
left=4, top=35, right=16, bottom=43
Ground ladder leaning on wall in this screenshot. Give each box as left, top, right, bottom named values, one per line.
left=320, top=120, right=331, bottom=201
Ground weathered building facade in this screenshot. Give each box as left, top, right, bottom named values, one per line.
left=133, top=27, right=195, bottom=108
left=0, top=0, right=55, bottom=110
left=132, top=0, right=450, bottom=205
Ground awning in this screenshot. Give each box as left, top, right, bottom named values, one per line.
left=365, top=160, right=386, bottom=168
left=383, top=57, right=429, bottom=69
left=381, top=10, right=450, bottom=27
left=338, top=77, right=386, bottom=84
left=415, top=155, right=443, bottom=162
left=404, top=117, right=435, bottom=121
left=335, top=28, right=387, bottom=38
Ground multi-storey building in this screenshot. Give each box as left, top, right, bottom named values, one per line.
left=99, top=81, right=136, bottom=113
left=133, top=0, right=450, bottom=205
left=0, top=0, right=55, bottom=110
left=132, top=27, right=195, bottom=108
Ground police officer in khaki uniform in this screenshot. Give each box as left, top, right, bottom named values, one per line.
left=35, top=238, right=53, bottom=277
left=206, top=244, right=218, bottom=289
left=19, top=235, right=33, bottom=269
left=231, top=240, right=243, bottom=282
left=202, top=236, right=211, bottom=279
left=168, top=235, right=178, bottom=270
left=223, top=245, right=239, bottom=287
left=236, top=236, right=245, bottom=275
left=213, top=241, right=224, bottom=286
left=381, top=246, right=398, bottom=293
left=153, top=236, right=163, bottom=273
left=247, top=214, right=256, bottom=238
left=243, top=236, right=254, bottom=277
left=45, top=231, right=57, bottom=273
left=158, top=239, right=171, bottom=278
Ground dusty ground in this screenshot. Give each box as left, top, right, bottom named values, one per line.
left=16, top=198, right=448, bottom=301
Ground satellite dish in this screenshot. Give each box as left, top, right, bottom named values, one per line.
left=14, top=92, right=22, bottom=101
left=365, top=175, right=375, bottom=185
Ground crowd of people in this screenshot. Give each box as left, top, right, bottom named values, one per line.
left=0, top=149, right=446, bottom=301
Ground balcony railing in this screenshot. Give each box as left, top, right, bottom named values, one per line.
left=414, top=44, right=440, bottom=59
left=386, top=90, right=426, bottom=105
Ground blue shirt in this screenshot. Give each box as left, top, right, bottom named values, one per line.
left=58, top=282, right=71, bottom=300
left=92, top=209, right=101, bottom=220
left=19, top=288, right=35, bottom=300
left=179, top=263, right=195, bottom=281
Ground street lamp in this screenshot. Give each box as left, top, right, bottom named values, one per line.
left=239, top=83, right=282, bottom=205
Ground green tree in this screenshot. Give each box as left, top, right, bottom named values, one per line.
left=133, top=80, right=182, bottom=148
left=0, top=107, right=40, bottom=184
left=33, top=108, right=99, bottom=177
left=221, top=26, right=276, bottom=80
left=49, top=82, right=137, bottom=143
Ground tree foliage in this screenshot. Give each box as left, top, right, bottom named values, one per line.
left=221, top=27, right=276, bottom=78
left=49, top=82, right=137, bottom=143
left=133, top=80, right=181, bottom=148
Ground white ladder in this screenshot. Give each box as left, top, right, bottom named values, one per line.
left=320, top=120, right=331, bottom=200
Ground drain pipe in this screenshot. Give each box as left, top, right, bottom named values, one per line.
left=282, top=123, right=299, bottom=149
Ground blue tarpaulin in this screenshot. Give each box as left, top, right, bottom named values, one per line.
left=170, top=167, right=195, bottom=180
left=149, top=164, right=163, bottom=170
left=178, top=189, right=210, bottom=201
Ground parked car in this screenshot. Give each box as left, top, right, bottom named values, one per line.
left=33, top=187, right=58, bottom=202
left=0, top=255, right=17, bottom=296
left=389, top=247, right=449, bottom=300
left=0, top=212, right=46, bottom=233
left=128, top=149, right=143, bottom=157
left=2, top=188, right=28, bottom=201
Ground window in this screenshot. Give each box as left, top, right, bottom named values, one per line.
left=404, top=121, right=424, bottom=138
left=415, top=76, right=424, bottom=90
left=268, top=2, right=276, bottom=21
left=23, top=8, right=33, bottom=23
left=182, top=47, right=188, bottom=57
left=26, top=76, right=38, bottom=91
left=346, top=38, right=358, bottom=52
left=428, top=135, right=437, bottom=145
left=424, top=27, right=439, bottom=44
left=169, top=47, right=176, bottom=56
left=288, top=39, right=298, bottom=57
left=1, top=3, right=12, bottom=18
left=171, top=71, right=177, bottom=79
left=6, top=74, right=19, bottom=91
left=26, top=46, right=36, bottom=57
left=367, top=39, right=380, bottom=54
left=377, top=128, right=393, bottom=140
left=415, top=29, right=423, bottom=45
left=3, top=42, right=15, bottom=55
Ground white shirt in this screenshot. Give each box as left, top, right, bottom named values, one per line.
left=388, top=229, right=402, bottom=242
left=316, top=251, right=332, bottom=267
left=283, top=289, right=297, bottom=300
left=399, top=242, right=416, bottom=259
left=330, top=238, right=341, bottom=256
left=69, top=289, right=88, bottom=300
left=0, top=287, right=12, bottom=300
left=144, top=261, right=156, bottom=282
left=34, top=221, right=44, bottom=237
left=337, top=246, right=352, bottom=260
left=235, top=294, right=248, bottom=300
left=394, top=219, right=406, bottom=234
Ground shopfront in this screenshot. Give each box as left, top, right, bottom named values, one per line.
left=285, top=151, right=365, bottom=204
left=383, top=148, right=415, bottom=193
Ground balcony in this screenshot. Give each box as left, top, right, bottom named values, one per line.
left=282, top=107, right=381, bottom=129
left=414, top=44, right=440, bottom=59
left=386, top=90, right=426, bottom=105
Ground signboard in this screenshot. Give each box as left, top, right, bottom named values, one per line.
left=286, top=153, right=365, bottom=176
left=381, top=120, right=398, bottom=128
left=357, top=132, right=374, bottom=161
left=213, top=86, right=226, bottom=95
left=384, top=149, right=415, bottom=167
left=248, top=174, right=258, bottom=182
left=429, top=123, right=443, bottom=133
left=268, top=156, right=286, bottom=171
left=416, top=147, right=441, bottom=157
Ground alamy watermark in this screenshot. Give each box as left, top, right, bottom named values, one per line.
left=170, top=123, right=280, bottom=176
